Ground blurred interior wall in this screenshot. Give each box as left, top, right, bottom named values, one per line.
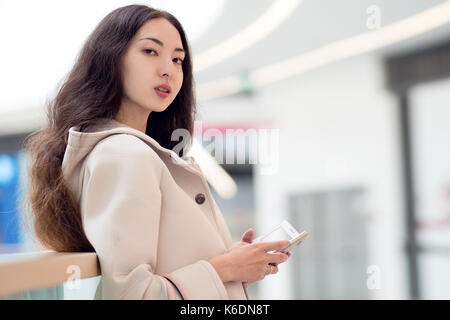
left=202, top=54, right=408, bottom=299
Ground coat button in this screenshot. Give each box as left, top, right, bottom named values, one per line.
left=195, top=193, right=206, bottom=204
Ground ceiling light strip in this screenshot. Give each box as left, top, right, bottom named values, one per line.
left=193, top=0, right=302, bottom=73
left=197, top=0, right=450, bottom=101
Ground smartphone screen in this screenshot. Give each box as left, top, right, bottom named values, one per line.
left=259, top=226, right=293, bottom=242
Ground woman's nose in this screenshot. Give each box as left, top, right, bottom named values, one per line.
left=158, top=57, right=176, bottom=78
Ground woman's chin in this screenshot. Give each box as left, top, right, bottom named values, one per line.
left=153, top=104, right=170, bottom=112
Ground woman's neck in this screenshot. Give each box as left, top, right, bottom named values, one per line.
left=114, top=100, right=151, bottom=134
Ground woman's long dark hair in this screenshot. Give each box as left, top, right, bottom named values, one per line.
left=23, top=4, right=196, bottom=252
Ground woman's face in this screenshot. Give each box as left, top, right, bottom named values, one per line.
left=120, top=18, right=185, bottom=114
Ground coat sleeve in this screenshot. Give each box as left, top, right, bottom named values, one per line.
left=81, top=134, right=228, bottom=300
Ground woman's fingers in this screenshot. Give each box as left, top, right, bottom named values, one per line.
left=256, top=240, right=290, bottom=252
left=265, top=264, right=278, bottom=275
left=241, top=228, right=254, bottom=243
left=272, top=266, right=278, bottom=274
left=266, top=252, right=290, bottom=265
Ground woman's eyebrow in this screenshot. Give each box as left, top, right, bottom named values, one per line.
left=138, top=37, right=185, bottom=53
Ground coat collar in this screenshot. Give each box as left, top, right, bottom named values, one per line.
left=68, top=117, right=197, bottom=168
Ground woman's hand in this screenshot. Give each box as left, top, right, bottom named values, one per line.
left=209, top=228, right=290, bottom=286
left=239, top=229, right=291, bottom=288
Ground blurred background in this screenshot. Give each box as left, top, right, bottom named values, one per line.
left=0, top=0, right=449, bottom=299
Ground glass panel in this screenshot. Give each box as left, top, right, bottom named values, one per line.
left=1, top=284, right=64, bottom=300
left=0, top=276, right=101, bottom=300
left=289, top=187, right=370, bottom=299
left=410, top=77, right=450, bottom=299
left=63, top=275, right=101, bottom=300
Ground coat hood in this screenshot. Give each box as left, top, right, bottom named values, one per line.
left=61, top=117, right=198, bottom=203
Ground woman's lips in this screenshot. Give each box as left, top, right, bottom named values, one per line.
left=154, top=88, right=169, bottom=98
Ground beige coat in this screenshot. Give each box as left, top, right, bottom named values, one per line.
left=61, top=118, right=249, bottom=300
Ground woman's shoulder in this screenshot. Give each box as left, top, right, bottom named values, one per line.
left=86, top=133, right=163, bottom=169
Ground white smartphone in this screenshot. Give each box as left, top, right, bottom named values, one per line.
left=253, top=220, right=308, bottom=253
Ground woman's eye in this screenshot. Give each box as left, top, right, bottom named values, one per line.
left=174, top=58, right=184, bottom=65
left=143, top=49, right=183, bottom=65
left=144, top=49, right=156, bottom=55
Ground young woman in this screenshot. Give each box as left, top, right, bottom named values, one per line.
left=24, top=4, right=290, bottom=300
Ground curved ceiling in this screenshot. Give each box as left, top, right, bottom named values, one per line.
left=192, top=0, right=450, bottom=84
left=194, top=0, right=450, bottom=101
